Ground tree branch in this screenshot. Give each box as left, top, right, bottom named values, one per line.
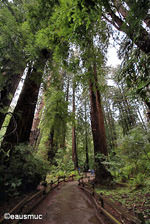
left=104, top=8, right=150, bottom=53
left=102, top=13, right=121, bottom=31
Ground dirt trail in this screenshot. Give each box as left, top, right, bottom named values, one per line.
left=23, top=181, right=101, bottom=224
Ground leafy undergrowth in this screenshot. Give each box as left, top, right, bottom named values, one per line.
left=46, top=170, right=81, bottom=183
left=0, top=144, right=49, bottom=201
left=96, top=179, right=150, bottom=222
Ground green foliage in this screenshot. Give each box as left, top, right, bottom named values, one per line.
left=46, top=146, right=79, bottom=182
left=107, top=126, right=150, bottom=185
left=38, top=85, right=68, bottom=162
left=129, top=173, right=146, bottom=188
left=117, top=126, right=150, bottom=163
left=0, top=1, right=26, bottom=80
left=0, top=144, right=49, bottom=201
left=118, top=47, right=150, bottom=103
left=49, top=147, right=74, bottom=176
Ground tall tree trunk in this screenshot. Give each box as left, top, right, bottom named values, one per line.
left=30, top=96, right=44, bottom=148
left=93, top=63, right=107, bottom=155
left=145, top=101, right=150, bottom=122
left=1, top=56, right=47, bottom=153
left=0, top=71, right=23, bottom=129
left=84, top=100, right=89, bottom=171
left=89, top=64, right=112, bottom=183
left=72, top=82, right=78, bottom=169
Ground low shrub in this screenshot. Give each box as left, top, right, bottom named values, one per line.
left=0, top=144, right=49, bottom=201
left=129, top=173, right=146, bottom=189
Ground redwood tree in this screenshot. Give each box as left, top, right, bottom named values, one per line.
left=1, top=52, right=48, bottom=153
left=88, top=64, right=112, bottom=183
left=30, top=96, right=44, bottom=148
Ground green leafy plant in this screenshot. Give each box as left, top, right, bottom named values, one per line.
left=129, top=173, right=146, bottom=189
left=0, top=144, right=49, bottom=201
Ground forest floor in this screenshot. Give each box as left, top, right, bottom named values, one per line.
left=96, top=179, right=150, bottom=222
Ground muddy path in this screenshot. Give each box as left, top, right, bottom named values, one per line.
left=22, top=181, right=102, bottom=224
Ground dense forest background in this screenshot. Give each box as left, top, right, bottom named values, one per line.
left=0, top=1, right=150, bottom=216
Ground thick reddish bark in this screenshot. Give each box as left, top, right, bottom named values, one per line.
left=1, top=48, right=49, bottom=153
left=1, top=60, right=45, bottom=152
left=95, top=71, right=107, bottom=155
left=30, top=96, right=44, bottom=147
left=0, top=72, right=23, bottom=129
left=90, top=63, right=107, bottom=156
left=89, top=65, right=112, bottom=183
left=72, top=84, right=78, bottom=169
left=32, top=97, right=44, bottom=130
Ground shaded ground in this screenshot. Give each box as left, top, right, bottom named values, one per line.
left=23, top=181, right=101, bottom=224
left=0, top=191, right=35, bottom=218
left=96, top=182, right=150, bottom=222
